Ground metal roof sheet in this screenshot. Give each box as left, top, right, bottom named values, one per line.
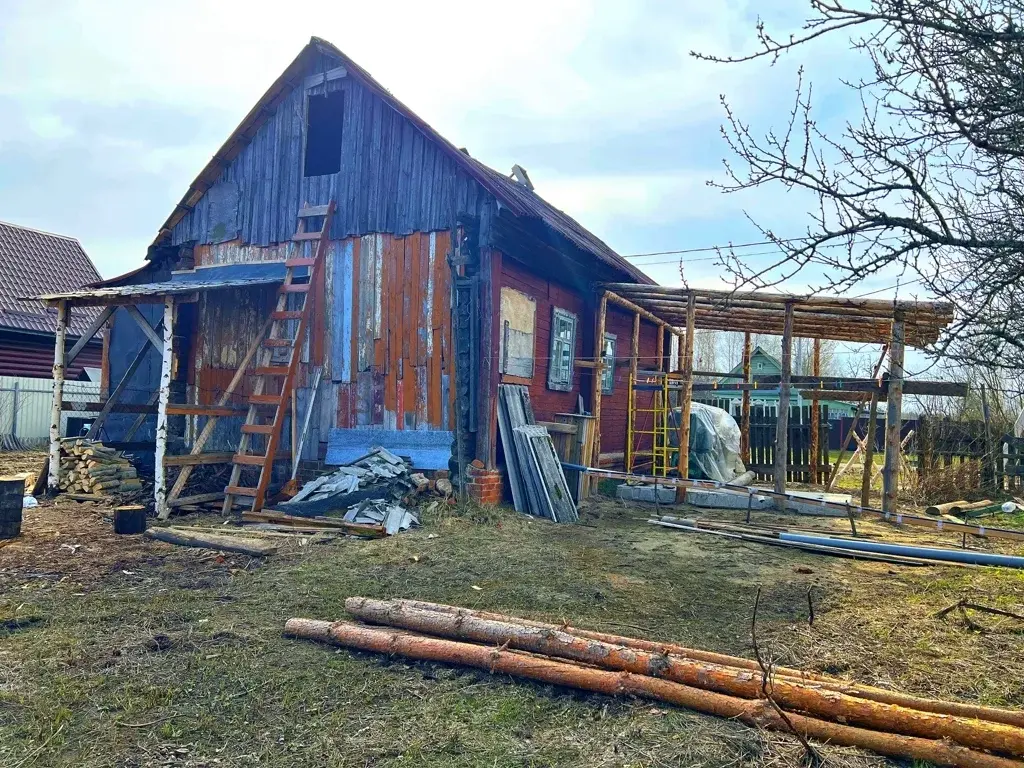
left=0, top=220, right=103, bottom=335
left=29, top=262, right=288, bottom=305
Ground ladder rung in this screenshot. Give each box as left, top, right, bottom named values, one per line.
left=241, top=423, right=274, bottom=435
left=271, top=310, right=303, bottom=320
left=226, top=486, right=258, bottom=497
left=263, top=338, right=293, bottom=347
left=249, top=394, right=282, bottom=406
left=254, top=366, right=289, bottom=377
left=233, top=454, right=268, bottom=466
left=297, top=204, right=331, bottom=218
left=285, top=257, right=316, bottom=268
left=292, top=231, right=322, bottom=241
left=279, top=283, right=311, bottom=293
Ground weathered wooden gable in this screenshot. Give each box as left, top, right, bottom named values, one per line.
left=169, top=53, right=490, bottom=250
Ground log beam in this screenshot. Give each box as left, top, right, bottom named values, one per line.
left=774, top=303, right=794, bottom=499
left=883, top=316, right=906, bottom=514
left=809, top=338, right=821, bottom=483
left=677, top=294, right=696, bottom=478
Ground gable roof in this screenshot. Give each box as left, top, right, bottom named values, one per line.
left=723, top=345, right=782, bottom=380
left=151, top=36, right=652, bottom=285
left=0, top=221, right=102, bottom=337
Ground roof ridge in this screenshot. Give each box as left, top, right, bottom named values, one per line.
left=0, top=219, right=82, bottom=243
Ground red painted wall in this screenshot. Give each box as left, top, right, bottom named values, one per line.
left=497, top=258, right=662, bottom=465
left=0, top=332, right=101, bottom=379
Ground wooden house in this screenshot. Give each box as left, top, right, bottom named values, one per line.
left=696, top=346, right=859, bottom=420
left=32, top=37, right=670, bottom=514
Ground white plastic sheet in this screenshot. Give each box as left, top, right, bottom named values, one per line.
left=673, top=402, right=747, bottom=482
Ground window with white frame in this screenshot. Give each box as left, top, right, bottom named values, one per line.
left=601, top=332, right=616, bottom=394
left=547, top=307, right=577, bottom=391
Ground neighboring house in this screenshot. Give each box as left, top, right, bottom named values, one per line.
left=0, top=221, right=103, bottom=445
left=35, top=37, right=665, bottom=504
left=696, top=346, right=860, bottom=419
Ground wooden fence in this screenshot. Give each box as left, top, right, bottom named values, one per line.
left=746, top=404, right=829, bottom=483
left=916, top=415, right=1024, bottom=492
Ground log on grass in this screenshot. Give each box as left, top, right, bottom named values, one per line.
left=144, top=528, right=276, bottom=557
left=346, top=598, right=1024, bottom=758
left=394, top=599, right=1024, bottom=729
left=285, top=619, right=1022, bottom=768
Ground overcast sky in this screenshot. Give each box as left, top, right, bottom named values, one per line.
left=0, top=0, right=929, bottom=368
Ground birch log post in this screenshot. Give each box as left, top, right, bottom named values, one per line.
left=47, top=301, right=69, bottom=493
left=155, top=297, right=175, bottom=520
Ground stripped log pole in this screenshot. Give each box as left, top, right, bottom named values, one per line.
left=285, top=619, right=1022, bottom=768
left=144, top=528, right=276, bottom=557
left=740, top=332, right=752, bottom=464
left=396, top=598, right=1024, bottom=729
left=809, top=337, right=821, bottom=483
left=345, top=598, right=1024, bottom=757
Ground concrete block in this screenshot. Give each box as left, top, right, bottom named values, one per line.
left=783, top=490, right=852, bottom=517
left=684, top=488, right=773, bottom=510
left=616, top=483, right=676, bottom=504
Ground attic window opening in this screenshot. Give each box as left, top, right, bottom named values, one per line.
left=303, top=91, right=344, bottom=177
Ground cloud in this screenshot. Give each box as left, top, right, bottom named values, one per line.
left=0, top=0, right=871, bottom=295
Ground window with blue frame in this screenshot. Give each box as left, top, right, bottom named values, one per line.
left=547, top=308, right=577, bottom=391
left=601, top=332, right=616, bottom=394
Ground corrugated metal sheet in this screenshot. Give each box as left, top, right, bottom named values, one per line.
left=0, top=377, right=100, bottom=447
left=0, top=330, right=101, bottom=379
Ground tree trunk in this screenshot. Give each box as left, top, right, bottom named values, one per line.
left=392, top=598, right=1024, bottom=728
left=344, top=598, right=1024, bottom=758
left=286, top=618, right=1022, bottom=768
left=144, top=527, right=276, bottom=557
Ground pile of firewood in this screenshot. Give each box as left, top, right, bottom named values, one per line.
left=59, top=439, right=142, bottom=495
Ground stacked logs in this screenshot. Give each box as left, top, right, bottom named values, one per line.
left=59, top=439, right=142, bottom=495
left=286, top=598, right=1024, bottom=768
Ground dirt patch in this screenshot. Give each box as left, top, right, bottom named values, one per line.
left=0, top=493, right=1021, bottom=767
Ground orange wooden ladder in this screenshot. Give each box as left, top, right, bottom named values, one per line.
left=222, top=201, right=335, bottom=514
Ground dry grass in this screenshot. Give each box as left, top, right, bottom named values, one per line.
left=1, top=485, right=1023, bottom=766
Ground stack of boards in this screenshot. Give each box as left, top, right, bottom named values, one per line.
left=59, top=439, right=142, bottom=496
left=497, top=385, right=578, bottom=523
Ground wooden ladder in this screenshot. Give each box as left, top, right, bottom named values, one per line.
left=222, top=201, right=335, bottom=514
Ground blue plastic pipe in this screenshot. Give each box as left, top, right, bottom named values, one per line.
left=778, top=533, right=1024, bottom=569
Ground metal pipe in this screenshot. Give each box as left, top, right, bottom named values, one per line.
left=778, top=533, right=1024, bottom=569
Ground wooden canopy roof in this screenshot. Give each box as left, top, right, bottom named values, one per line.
left=602, top=284, right=954, bottom=347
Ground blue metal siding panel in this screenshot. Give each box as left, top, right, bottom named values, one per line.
left=171, top=68, right=488, bottom=249
left=331, top=239, right=354, bottom=383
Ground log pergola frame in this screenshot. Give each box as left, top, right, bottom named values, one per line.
left=594, top=283, right=957, bottom=513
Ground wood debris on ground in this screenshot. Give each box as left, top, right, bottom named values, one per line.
left=58, top=439, right=142, bottom=496
left=287, top=598, right=1024, bottom=768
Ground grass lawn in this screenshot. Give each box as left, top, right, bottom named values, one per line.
left=2, top=489, right=1024, bottom=767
